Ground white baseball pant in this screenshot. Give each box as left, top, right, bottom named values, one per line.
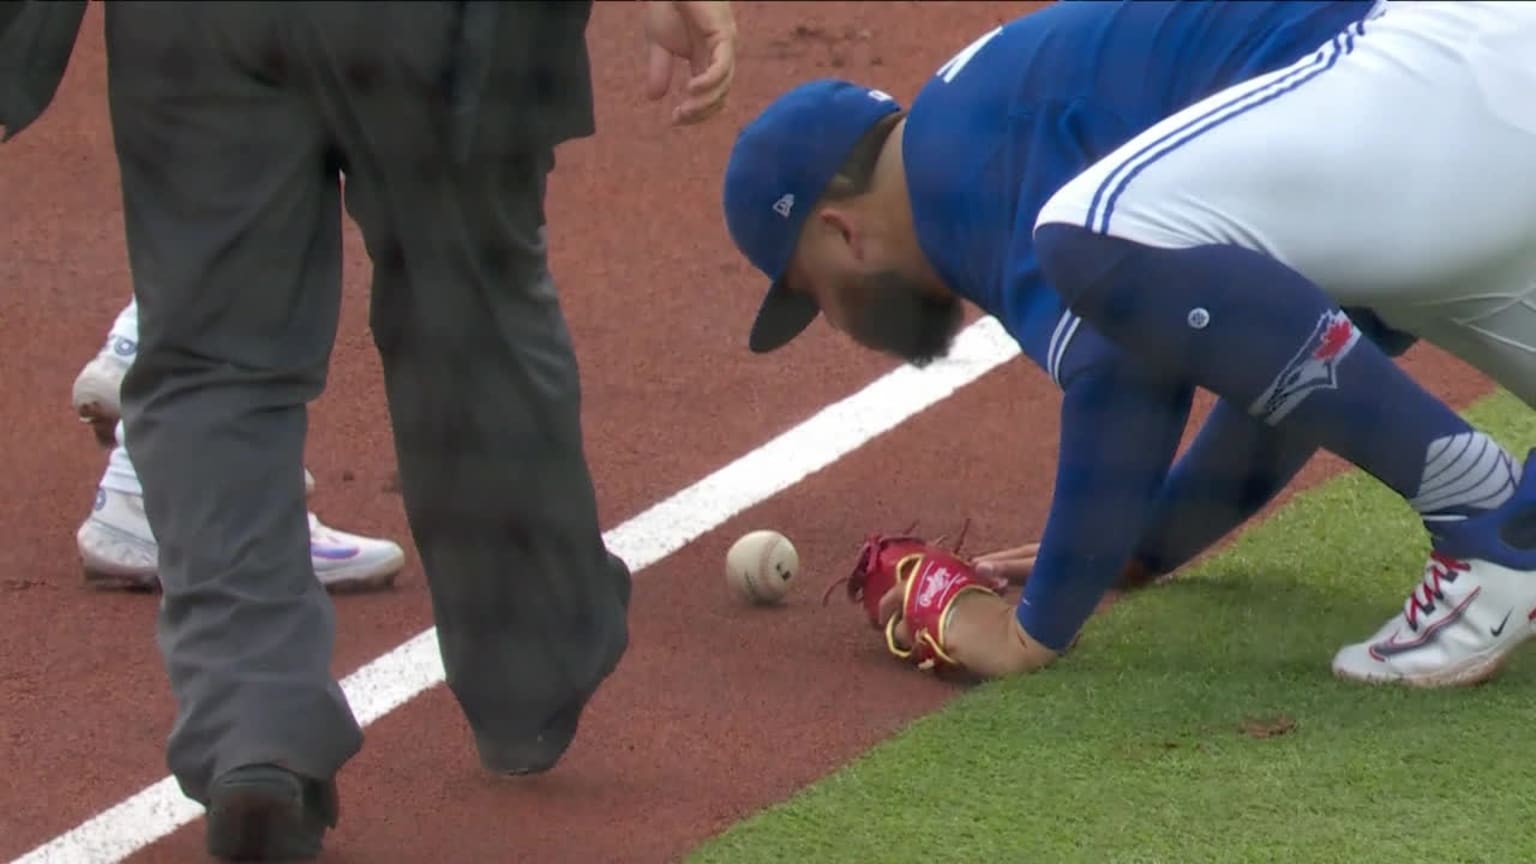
left=1036, top=0, right=1536, bottom=406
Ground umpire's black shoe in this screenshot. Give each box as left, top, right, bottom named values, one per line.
left=481, top=601, right=628, bottom=777
left=205, top=763, right=339, bottom=862
left=479, top=691, right=589, bottom=776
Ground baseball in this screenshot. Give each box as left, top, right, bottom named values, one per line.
left=725, top=529, right=798, bottom=605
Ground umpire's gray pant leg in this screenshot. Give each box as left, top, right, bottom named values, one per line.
left=301, top=2, right=631, bottom=763
left=347, top=148, right=633, bottom=763
left=104, top=2, right=363, bottom=804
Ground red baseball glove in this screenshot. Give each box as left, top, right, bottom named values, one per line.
left=823, top=522, right=1008, bottom=672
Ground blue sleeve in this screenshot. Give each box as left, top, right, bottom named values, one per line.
left=1016, top=347, right=1195, bottom=652
left=1131, top=397, right=1317, bottom=575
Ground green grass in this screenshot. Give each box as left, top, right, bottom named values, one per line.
left=688, top=390, right=1536, bottom=864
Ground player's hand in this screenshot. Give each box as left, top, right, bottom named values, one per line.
left=972, top=542, right=1164, bottom=593
left=880, top=585, right=1057, bottom=679
left=971, top=542, right=1041, bottom=585
left=643, top=1, right=737, bottom=126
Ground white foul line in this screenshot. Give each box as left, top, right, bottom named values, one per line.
left=11, top=316, right=1021, bottom=864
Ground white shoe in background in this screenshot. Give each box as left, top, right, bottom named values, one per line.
left=77, top=487, right=403, bottom=592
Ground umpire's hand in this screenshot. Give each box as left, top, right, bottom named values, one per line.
left=644, top=1, right=738, bottom=125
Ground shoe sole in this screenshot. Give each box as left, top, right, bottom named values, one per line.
left=319, top=566, right=401, bottom=594
left=206, top=775, right=322, bottom=862
left=81, top=566, right=158, bottom=592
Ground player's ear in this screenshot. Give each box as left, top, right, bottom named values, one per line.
left=812, top=206, right=863, bottom=262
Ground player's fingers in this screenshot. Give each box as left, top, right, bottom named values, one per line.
left=975, top=560, right=1034, bottom=586
left=974, top=556, right=1038, bottom=586
left=971, top=542, right=1041, bottom=564
left=971, top=542, right=1039, bottom=585
left=645, top=42, right=674, bottom=102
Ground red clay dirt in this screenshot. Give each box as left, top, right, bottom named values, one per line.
left=0, top=3, right=1497, bottom=863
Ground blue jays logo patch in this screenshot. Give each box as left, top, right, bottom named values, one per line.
left=1250, top=309, right=1360, bottom=425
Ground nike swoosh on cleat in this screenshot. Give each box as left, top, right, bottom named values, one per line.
left=311, top=543, right=360, bottom=561
left=1491, top=609, right=1512, bottom=637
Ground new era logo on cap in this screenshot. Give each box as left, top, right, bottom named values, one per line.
left=773, top=194, right=795, bottom=218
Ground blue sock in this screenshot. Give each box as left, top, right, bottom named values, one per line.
left=1034, top=225, right=1521, bottom=529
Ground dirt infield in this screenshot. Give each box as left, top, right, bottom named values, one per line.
left=0, top=3, right=1496, bottom=862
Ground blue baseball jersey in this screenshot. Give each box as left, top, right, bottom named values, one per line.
left=895, top=0, right=1394, bottom=652
left=901, top=0, right=1384, bottom=386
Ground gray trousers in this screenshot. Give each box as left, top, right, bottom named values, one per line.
left=104, top=2, right=630, bottom=804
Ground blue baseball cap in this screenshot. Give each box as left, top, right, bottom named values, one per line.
left=722, top=79, right=903, bottom=353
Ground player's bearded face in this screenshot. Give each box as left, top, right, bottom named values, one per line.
left=842, top=269, right=963, bottom=367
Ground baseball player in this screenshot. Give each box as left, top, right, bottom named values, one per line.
left=71, top=297, right=406, bottom=592
left=7, top=1, right=736, bottom=860
left=723, top=0, right=1536, bottom=688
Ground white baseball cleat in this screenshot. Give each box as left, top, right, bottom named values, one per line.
left=1331, top=551, right=1536, bottom=687
left=76, top=486, right=159, bottom=590
left=1333, top=448, right=1536, bottom=687
left=303, top=512, right=405, bottom=593
left=77, top=487, right=403, bottom=592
